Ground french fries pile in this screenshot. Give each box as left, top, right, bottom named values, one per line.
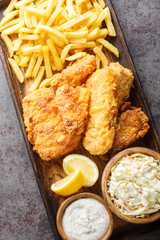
left=0, top=0, right=119, bottom=92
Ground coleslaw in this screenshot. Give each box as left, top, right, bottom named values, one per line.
left=108, top=153, right=160, bottom=217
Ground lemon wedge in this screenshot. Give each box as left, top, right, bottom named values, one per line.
left=51, top=169, right=84, bottom=196
left=63, top=154, right=99, bottom=187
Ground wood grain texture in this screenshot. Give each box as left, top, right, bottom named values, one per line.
left=0, top=0, right=160, bottom=239
left=0, top=0, right=10, bottom=8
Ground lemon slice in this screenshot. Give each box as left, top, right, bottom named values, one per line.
left=63, top=154, right=99, bottom=187
left=51, top=169, right=84, bottom=196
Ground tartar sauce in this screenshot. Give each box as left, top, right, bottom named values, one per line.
left=62, top=198, right=109, bottom=240
left=108, top=153, right=160, bottom=217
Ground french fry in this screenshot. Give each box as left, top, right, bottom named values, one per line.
left=90, top=8, right=107, bottom=31
left=3, top=0, right=17, bottom=16
left=1, top=34, right=14, bottom=57
left=93, top=1, right=103, bottom=15
left=99, top=28, right=108, bottom=38
left=29, top=66, right=45, bottom=92
left=55, top=46, right=63, bottom=57
left=87, top=28, right=101, bottom=41
left=23, top=45, right=42, bottom=55
left=96, top=54, right=101, bottom=69
left=48, top=34, right=65, bottom=48
left=13, top=55, right=21, bottom=64
left=46, top=7, right=63, bottom=26
left=25, top=55, right=37, bottom=78
left=60, top=44, right=72, bottom=64
left=69, top=38, right=87, bottom=44
left=8, top=58, right=24, bottom=83
left=43, top=46, right=52, bottom=78
left=18, top=53, right=24, bottom=60
left=32, top=54, right=43, bottom=78
left=19, top=27, right=33, bottom=33
left=97, top=0, right=105, bottom=9
left=37, top=1, right=48, bottom=10
left=86, top=0, right=92, bottom=9
left=24, top=10, right=32, bottom=28
left=0, top=0, right=118, bottom=92
left=39, top=76, right=55, bottom=88
left=0, top=18, right=20, bottom=32
left=76, top=0, right=86, bottom=7
left=56, top=18, right=67, bottom=26
left=2, top=21, right=24, bottom=35
left=25, top=7, right=47, bottom=18
left=93, top=46, right=108, bottom=67
left=60, top=11, right=93, bottom=30
left=56, top=0, right=64, bottom=9
left=73, top=49, right=85, bottom=54
left=86, top=13, right=97, bottom=27
left=61, top=10, right=70, bottom=21
left=105, top=7, right=116, bottom=37
left=35, top=0, right=47, bottom=7
left=14, top=0, right=35, bottom=8
left=66, top=52, right=87, bottom=61
left=19, top=42, right=33, bottom=52
left=97, top=38, right=119, bottom=57
left=19, top=4, right=25, bottom=20
left=39, top=25, right=68, bottom=44
left=0, top=10, right=19, bottom=27
left=19, top=33, right=39, bottom=40
left=13, top=38, right=22, bottom=52
left=66, top=0, right=76, bottom=18
left=70, top=41, right=97, bottom=50
left=51, top=61, right=56, bottom=71
left=47, top=39, right=63, bottom=71
left=97, top=44, right=103, bottom=50
left=31, top=15, right=38, bottom=28
left=46, top=0, right=57, bottom=15
left=19, top=55, right=30, bottom=67
left=34, top=18, right=46, bottom=34
left=64, top=30, right=88, bottom=39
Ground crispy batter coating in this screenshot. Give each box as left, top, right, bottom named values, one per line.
left=83, top=68, right=119, bottom=155
left=55, top=84, right=90, bottom=135
left=50, top=54, right=96, bottom=90
left=109, top=62, right=134, bottom=108
left=22, top=86, right=90, bottom=160
left=100, top=102, right=149, bottom=160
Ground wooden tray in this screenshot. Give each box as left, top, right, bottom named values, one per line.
left=0, top=1, right=160, bottom=239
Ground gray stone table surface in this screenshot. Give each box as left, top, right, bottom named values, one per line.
left=0, top=0, right=159, bottom=240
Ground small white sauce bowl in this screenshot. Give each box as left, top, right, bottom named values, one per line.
left=56, top=192, right=114, bottom=240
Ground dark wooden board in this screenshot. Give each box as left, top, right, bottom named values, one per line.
left=0, top=1, right=160, bottom=239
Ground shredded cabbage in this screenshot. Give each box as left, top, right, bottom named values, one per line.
left=108, top=153, right=160, bottom=217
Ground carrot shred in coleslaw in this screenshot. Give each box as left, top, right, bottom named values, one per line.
left=108, top=153, right=160, bottom=217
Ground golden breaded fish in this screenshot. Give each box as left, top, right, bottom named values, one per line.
left=83, top=68, right=119, bottom=155
left=109, top=62, right=134, bottom=108
left=23, top=85, right=90, bottom=160
left=109, top=102, right=149, bottom=156
left=50, top=54, right=96, bottom=89
left=100, top=102, right=149, bottom=160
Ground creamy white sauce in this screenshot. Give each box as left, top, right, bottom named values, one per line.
left=62, top=198, right=109, bottom=240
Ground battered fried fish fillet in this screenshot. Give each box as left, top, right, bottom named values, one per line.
left=50, top=54, right=96, bottom=90
left=82, top=68, right=119, bottom=155
left=100, top=102, right=149, bottom=160
left=55, top=84, right=89, bottom=135
left=109, top=62, right=134, bottom=108
left=23, top=86, right=90, bottom=161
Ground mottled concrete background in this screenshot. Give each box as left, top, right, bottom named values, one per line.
left=0, top=0, right=159, bottom=240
